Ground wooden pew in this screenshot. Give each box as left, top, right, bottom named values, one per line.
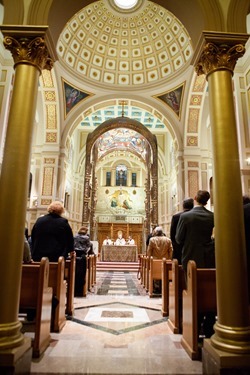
left=144, top=255, right=150, bottom=291
left=47, top=256, right=67, bottom=332
left=93, top=254, right=97, bottom=285
left=161, top=258, right=173, bottom=316
left=19, top=257, right=53, bottom=358
left=82, top=255, right=89, bottom=297
left=140, top=255, right=145, bottom=286
left=168, top=259, right=185, bottom=333
left=181, top=260, right=216, bottom=360
left=149, top=257, right=162, bottom=297
left=65, top=252, right=76, bottom=316
left=90, top=254, right=97, bottom=287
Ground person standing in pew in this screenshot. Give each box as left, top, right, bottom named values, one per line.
left=74, top=226, right=94, bottom=296
left=31, top=201, right=74, bottom=262
left=23, top=235, right=32, bottom=263
left=147, top=226, right=173, bottom=294
left=175, top=190, right=215, bottom=338
left=170, top=197, right=194, bottom=264
left=175, top=190, right=214, bottom=277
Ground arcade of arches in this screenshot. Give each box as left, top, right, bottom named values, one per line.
left=0, top=1, right=250, bottom=374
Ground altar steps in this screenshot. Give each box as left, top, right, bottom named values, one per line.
left=96, top=261, right=139, bottom=272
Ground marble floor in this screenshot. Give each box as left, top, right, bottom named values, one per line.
left=30, top=270, right=203, bottom=375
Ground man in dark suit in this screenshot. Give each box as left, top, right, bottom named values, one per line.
left=176, top=190, right=215, bottom=338
left=175, top=190, right=214, bottom=275
left=170, top=197, right=194, bottom=264
left=31, top=201, right=74, bottom=262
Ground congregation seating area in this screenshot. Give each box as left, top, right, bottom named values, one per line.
left=19, top=252, right=216, bottom=362
left=19, top=253, right=97, bottom=358
left=138, top=254, right=217, bottom=360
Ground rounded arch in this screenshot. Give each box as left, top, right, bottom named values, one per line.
left=61, top=96, right=181, bottom=152
left=82, top=115, right=159, bottom=235
left=86, top=116, right=157, bottom=157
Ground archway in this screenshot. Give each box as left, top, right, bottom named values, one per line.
left=82, top=115, right=158, bottom=253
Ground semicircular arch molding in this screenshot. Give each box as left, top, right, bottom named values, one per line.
left=62, top=97, right=181, bottom=151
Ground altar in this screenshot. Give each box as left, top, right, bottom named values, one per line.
left=101, top=245, right=138, bottom=262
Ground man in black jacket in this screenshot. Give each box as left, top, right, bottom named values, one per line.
left=170, top=197, right=194, bottom=264
left=31, top=201, right=74, bottom=262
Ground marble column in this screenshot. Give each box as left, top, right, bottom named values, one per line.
left=193, top=31, right=250, bottom=374
left=0, top=26, right=53, bottom=373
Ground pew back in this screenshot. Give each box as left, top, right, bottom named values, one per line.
left=65, top=252, right=76, bottom=316
left=181, top=260, right=216, bottom=360
left=168, top=259, right=185, bottom=333
left=47, top=256, right=67, bottom=332
left=20, top=257, right=52, bottom=358
left=161, top=258, right=172, bottom=316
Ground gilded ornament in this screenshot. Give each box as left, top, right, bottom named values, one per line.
left=195, top=42, right=245, bottom=77
left=3, top=36, right=53, bottom=72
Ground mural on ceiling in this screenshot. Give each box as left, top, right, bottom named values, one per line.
left=97, top=129, right=147, bottom=159
left=63, top=80, right=93, bottom=116
left=155, top=83, right=185, bottom=119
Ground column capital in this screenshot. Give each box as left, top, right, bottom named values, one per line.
left=0, top=25, right=56, bottom=73
left=192, top=31, right=249, bottom=77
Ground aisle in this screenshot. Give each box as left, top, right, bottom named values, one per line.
left=31, top=270, right=203, bottom=375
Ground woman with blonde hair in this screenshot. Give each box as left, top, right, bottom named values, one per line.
left=31, top=201, right=74, bottom=262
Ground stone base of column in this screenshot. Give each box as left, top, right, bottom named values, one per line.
left=0, top=337, right=32, bottom=374
left=202, top=339, right=250, bottom=375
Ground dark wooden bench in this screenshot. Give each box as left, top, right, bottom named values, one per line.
left=149, top=257, right=162, bottom=297
left=139, top=255, right=145, bottom=286
left=48, top=256, right=67, bottom=332
left=19, top=257, right=53, bottom=358
left=161, top=258, right=173, bottom=316
left=33, top=257, right=67, bottom=332
left=181, top=260, right=216, bottom=360
left=65, top=252, right=76, bottom=316
left=144, top=255, right=150, bottom=291
left=167, top=259, right=185, bottom=333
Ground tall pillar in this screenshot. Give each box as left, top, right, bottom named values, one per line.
left=0, top=26, right=54, bottom=373
left=193, top=32, right=250, bottom=374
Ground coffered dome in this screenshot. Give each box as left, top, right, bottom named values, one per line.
left=57, top=0, right=193, bottom=88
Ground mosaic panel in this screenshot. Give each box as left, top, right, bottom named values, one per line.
left=41, top=198, right=52, bottom=206
left=187, top=161, right=199, bottom=168
left=46, top=104, right=57, bottom=129
left=46, top=132, right=57, bottom=143
left=188, top=170, right=199, bottom=199
left=41, top=70, right=53, bottom=88
left=187, top=108, right=199, bottom=133
left=190, top=95, right=202, bottom=106
left=187, top=136, right=198, bottom=147
left=193, top=74, right=206, bottom=92
left=42, top=166, right=54, bottom=196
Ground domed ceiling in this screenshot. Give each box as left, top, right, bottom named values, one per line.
left=57, top=0, right=193, bottom=88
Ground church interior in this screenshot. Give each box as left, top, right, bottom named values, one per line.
left=0, top=0, right=250, bottom=374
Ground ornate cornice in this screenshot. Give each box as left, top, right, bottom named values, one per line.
left=192, top=31, right=249, bottom=77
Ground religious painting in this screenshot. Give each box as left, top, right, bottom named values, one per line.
left=97, top=128, right=147, bottom=160
left=109, top=188, right=133, bottom=210
left=154, top=83, right=185, bottom=119
left=62, top=80, right=93, bottom=117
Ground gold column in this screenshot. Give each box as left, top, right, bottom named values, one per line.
left=193, top=32, right=250, bottom=371
left=0, top=26, right=53, bottom=369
